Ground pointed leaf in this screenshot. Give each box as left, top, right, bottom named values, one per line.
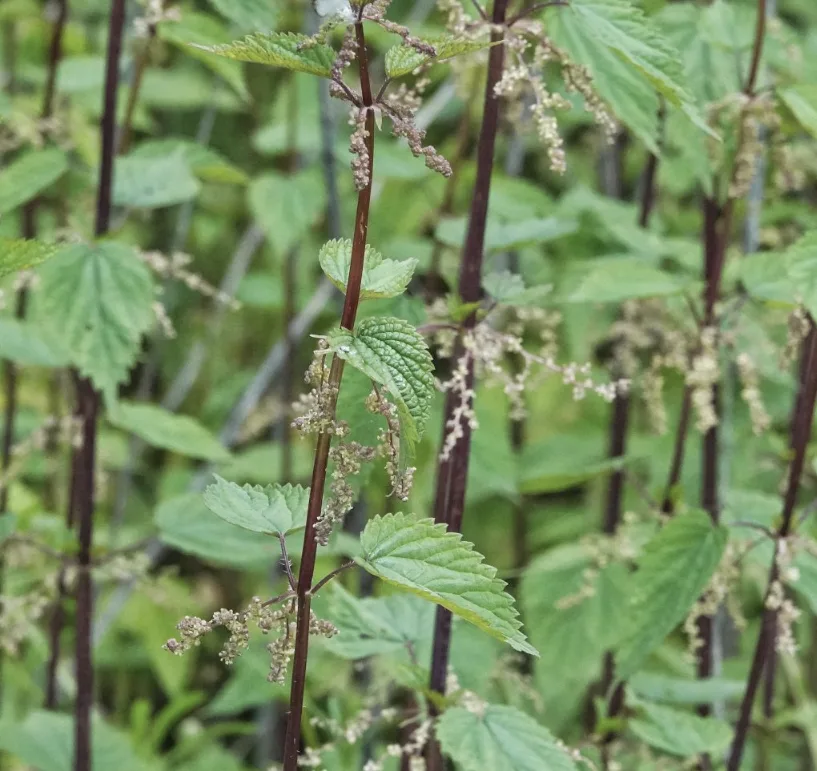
left=615, top=509, right=727, bottom=680
left=436, top=704, right=576, bottom=771
left=193, top=31, right=336, bottom=77
left=356, top=513, right=538, bottom=656
left=109, top=401, right=231, bottom=461
left=0, top=238, right=59, bottom=277
left=327, top=316, right=434, bottom=447
left=0, top=147, right=68, bottom=215
left=319, top=239, right=417, bottom=300
left=385, top=36, right=495, bottom=78
left=33, top=241, right=154, bottom=401
left=202, top=475, right=309, bottom=536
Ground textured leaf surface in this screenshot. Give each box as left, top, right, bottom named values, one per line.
left=109, top=402, right=230, bottom=461
left=0, top=147, right=68, bottom=215
left=327, top=316, right=434, bottom=446
left=781, top=85, right=817, bottom=139
left=202, top=475, right=309, bottom=536
left=616, top=509, right=727, bottom=679
left=0, top=238, right=59, bottom=277
left=34, top=241, right=154, bottom=401
left=0, top=710, right=150, bottom=771
left=629, top=700, right=732, bottom=757
left=319, top=239, right=417, bottom=300
left=385, top=36, right=494, bottom=78
left=437, top=704, right=576, bottom=771
left=113, top=151, right=200, bottom=209
left=483, top=271, right=552, bottom=306
left=356, top=513, right=538, bottom=656
left=565, top=258, right=692, bottom=303
left=193, top=32, right=336, bottom=77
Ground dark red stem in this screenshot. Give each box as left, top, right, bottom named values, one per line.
left=280, top=23, right=374, bottom=771
left=426, top=2, right=509, bottom=767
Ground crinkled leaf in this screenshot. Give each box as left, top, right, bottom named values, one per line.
left=249, top=169, right=326, bottom=254
left=327, top=316, right=434, bottom=449
left=385, top=36, right=494, bottom=78
left=109, top=401, right=231, bottom=461
left=33, top=241, right=154, bottom=401
left=564, top=258, right=692, bottom=303
left=0, top=317, right=69, bottom=367
left=0, top=238, right=59, bottom=277
left=0, top=147, right=68, bottom=215
left=202, top=475, right=309, bottom=536
left=159, top=13, right=249, bottom=99
left=193, top=31, right=336, bottom=77
left=437, top=704, right=576, bottom=771
left=483, top=271, right=552, bottom=306
left=0, top=710, right=150, bottom=771
left=319, top=239, right=417, bottom=299
left=629, top=699, right=732, bottom=757
left=113, top=151, right=200, bottom=209
left=356, top=513, right=538, bottom=656
left=616, top=509, right=728, bottom=680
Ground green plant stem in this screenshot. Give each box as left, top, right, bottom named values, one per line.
left=426, top=2, right=509, bottom=767
left=118, top=23, right=156, bottom=155
left=727, top=321, right=817, bottom=771
left=280, top=21, right=374, bottom=771
left=73, top=0, right=125, bottom=767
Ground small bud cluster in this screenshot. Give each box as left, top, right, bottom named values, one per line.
left=728, top=94, right=780, bottom=200
left=736, top=352, right=770, bottom=435
left=766, top=538, right=801, bottom=656
left=0, top=590, right=50, bottom=655
left=641, top=357, right=667, bottom=436
left=781, top=305, right=811, bottom=368
left=365, top=388, right=415, bottom=501
left=684, top=542, right=744, bottom=661
left=291, top=342, right=341, bottom=437
left=381, top=95, right=453, bottom=180
left=138, top=250, right=241, bottom=309
left=133, top=0, right=180, bottom=37
left=152, top=297, right=176, bottom=339
left=93, top=551, right=151, bottom=585
left=349, top=107, right=373, bottom=191
left=686, top=326, right=720, bottom=433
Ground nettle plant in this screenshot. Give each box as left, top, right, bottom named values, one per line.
left=2, top=0, right=817, bottom=769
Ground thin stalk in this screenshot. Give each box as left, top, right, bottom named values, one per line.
left=280, top=21, right=375, bottom=771
left=74, top=0, right=126, bottom=768
left=727, top=322, right=817, bottom=771
left=426, top=3, right=509, bottom=768
left=118, top=24, right=156, bottom=155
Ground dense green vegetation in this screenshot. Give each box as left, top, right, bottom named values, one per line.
left=2, top=0, right=817, bottom=769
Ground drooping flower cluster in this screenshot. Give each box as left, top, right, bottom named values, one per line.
left=139, top=250, right=241, bottom=309
left=686, top=326, right=720, bottom=433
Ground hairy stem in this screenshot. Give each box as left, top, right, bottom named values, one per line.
left=426, top=2, right=509, bottom=767
left=280, top=22, right=374, bottom=770
left=727, top=322, right=817, bottom=771
left=73, top=0, right=125, bottom=768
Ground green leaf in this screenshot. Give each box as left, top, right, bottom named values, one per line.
left=33, top=241, right=154, bottom=401
left=519, top=434, right=617, bottom=494
left=109, top=401, right=231, bottom=461
left=385, top=36, right=495, bottom=78
left=615, top=509, right=728, bottom=680
left=483, top=271, right=552, bottom=306
left=202, top=475, right=309, bottom=536
left=249, top=169, right=326, bottom=254
left=192, top=32, right=336, bottom=77
left=0, top=710, right=150, bottom=771
left=436, top=704, right=576, bottom=771
left=355, top=513, right=538, bottom=656
left=205, top=0, right=277, bottom=32
left=320, top=582, right=433, bottom=659
left=0, top=317, right=69, bottom=367
left=629, top=699, right=732, bottom=757
left=327, top=316, right=434, bottom=448
left=629, top=672, right=746, bottom=705
left=155, top=493, right=283, bottom=570
left=784, top=233, right=817, bottom=319
left=131, top=139, right=248, bottom=184
left=159, top=13, right=250, bottom=99
left=564, top=258, right=692, bottom=303
left=0, top=514, right=16, bottom=541
left=0, top=147, right=69, bottom=215
left=780, top=85, right=817, bottom=139
left=319, top=239, right=417, bottom=300
left=0, top=238, right=59, bottom=277
left=436, top=216, right=577, bottom=252
left=113, top=151, right=200, bottom=209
